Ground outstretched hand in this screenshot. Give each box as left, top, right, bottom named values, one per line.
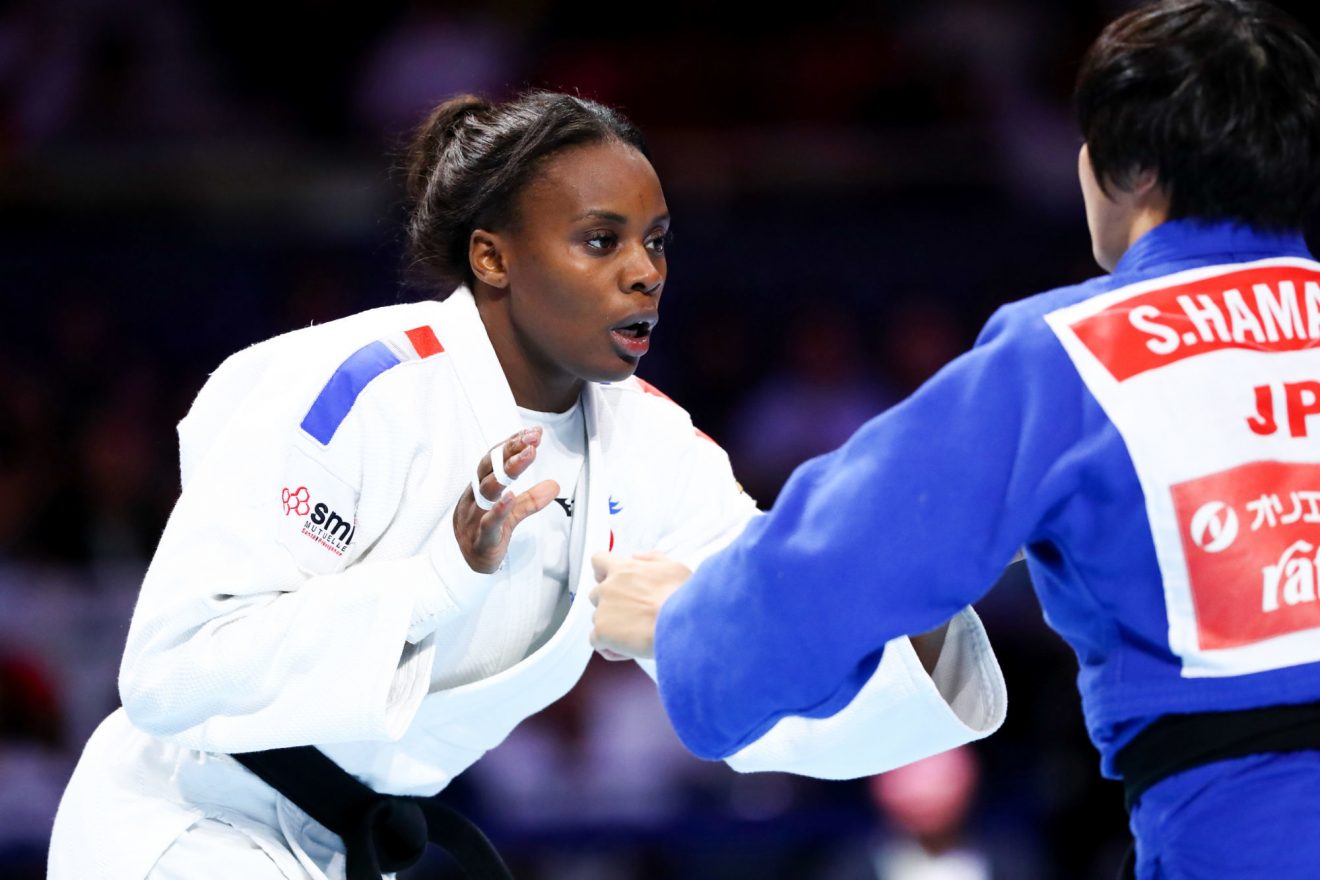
left=589, top=551, right=693, bottom=660
left=454, top=427, right=559, bottom=573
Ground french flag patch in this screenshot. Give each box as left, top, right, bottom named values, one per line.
left=300, top=325, right=443, bottom=444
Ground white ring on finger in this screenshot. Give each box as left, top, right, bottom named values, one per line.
left=489, top=441, right=514, bottom=489
left=471, top=441, right=513, bottom=511
left=471, top=474, right=498, bottom=510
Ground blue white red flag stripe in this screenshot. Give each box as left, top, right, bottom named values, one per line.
left=300, top=326, right=443, bottom=444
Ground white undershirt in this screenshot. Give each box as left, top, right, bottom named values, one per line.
left=426, top=400, right=587, bottom=692
left=517, top=400, right=586, bottom=653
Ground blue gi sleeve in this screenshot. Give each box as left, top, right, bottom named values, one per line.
left=653, top=302, right=1085, bottom=759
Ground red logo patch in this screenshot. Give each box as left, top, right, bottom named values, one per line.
left=282, top=486, right=311, bottom=517
left=1171, top=461, right=1320, bottom=650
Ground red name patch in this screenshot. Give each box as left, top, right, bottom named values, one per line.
left=1072, top=266, right=1320, bottom=382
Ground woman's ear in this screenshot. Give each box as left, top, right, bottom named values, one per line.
left=470, top=229, right=509, bottom=289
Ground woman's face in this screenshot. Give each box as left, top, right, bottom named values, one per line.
left=493, top=139, right=669, bottom=396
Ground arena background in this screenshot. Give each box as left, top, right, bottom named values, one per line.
left=3, top=1, right=1319, bottom=877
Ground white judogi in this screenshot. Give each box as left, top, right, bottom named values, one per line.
left=49, top=287, right=1006, bottom=879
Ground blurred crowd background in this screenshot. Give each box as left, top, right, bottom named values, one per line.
left=3, top=0, right=1319, bottom=878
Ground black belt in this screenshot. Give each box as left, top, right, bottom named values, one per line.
left=1114, top=700, right=1320, bottom=812
left=233, top=746, right=513, bottom=880
left=1112, top=700, right=1320, bottom=880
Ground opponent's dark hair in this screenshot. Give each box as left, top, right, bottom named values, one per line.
left=403, top=90, right=649, bottom=291
left=1076, top=0, right=1320, bottom=229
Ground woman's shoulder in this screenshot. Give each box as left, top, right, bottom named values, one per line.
left=255, top=300, right=446, bottom=365
left=180, top=301, right=456, bottom=462
left=598, top=375, right=693, bottom=427
left=597, top=376, right=728, bottom=454
left=205, top=300, right=447, bottom=394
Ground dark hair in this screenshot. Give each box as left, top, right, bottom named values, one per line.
left=403, top=90, right=650, bottom=291
left=1076, top=0, right=1320, bottom=229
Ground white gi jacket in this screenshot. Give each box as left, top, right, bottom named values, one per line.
left=49, top=288, right=1007, bottom=879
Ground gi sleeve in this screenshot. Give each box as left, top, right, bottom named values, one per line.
left=635, top=607, right=1004, bottom=777
left=653, top=304, right=1082, bottom=759
left=119, top=358, right=492, bottom=753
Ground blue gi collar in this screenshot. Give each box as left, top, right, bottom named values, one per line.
left=1114, top=218, right=1313, bottom=277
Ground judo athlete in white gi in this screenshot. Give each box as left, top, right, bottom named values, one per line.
left=48, top=91, right=1006, bottom=879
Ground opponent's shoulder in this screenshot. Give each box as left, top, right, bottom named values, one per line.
left=964, top=274, right=1122, bottom=372
left=986, top=275, right=1115, bottom=336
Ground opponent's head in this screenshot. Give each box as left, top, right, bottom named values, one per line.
left=1075, top=0, right=1320, bottom=269
left=404, top=91, right=668, bottom=409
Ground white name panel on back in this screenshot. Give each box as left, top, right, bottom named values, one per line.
left=1046, top=257, right=1320, bottom=678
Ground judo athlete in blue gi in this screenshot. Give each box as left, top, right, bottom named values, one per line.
left=589, top=2, right=1320, bottom=877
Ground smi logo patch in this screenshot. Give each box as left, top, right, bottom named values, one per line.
left=281, top=484, right=357, bottom=557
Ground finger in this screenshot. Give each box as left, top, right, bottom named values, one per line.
left=477, top=470, right=510, bottom=505
left=598, top=647, right=630, bottom=662
left=468, top=449, right=499, bottom=509
left=478, top=428, right=541, bottom=485
left=502, top=439, right=539, bottom=482
left=588, top=584, right=601, bottom=606
left=633, top=550, right=667, bottom=562
left=591, top=552, right=617, bottom=583
left=499, top=426, right=541, bottom=474
left=473, top=488, right=520, bottom=552
left=475, top=450, right=493, bottom=483
left=504, top=479, right=560, bottom=529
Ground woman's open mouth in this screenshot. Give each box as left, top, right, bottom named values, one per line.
left=609, top=319, right=655, bottom=359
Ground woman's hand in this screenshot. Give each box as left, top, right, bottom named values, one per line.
left=454, top=427, right=559, bottom=573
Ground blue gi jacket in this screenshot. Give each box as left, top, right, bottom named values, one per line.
left=654, top=219, right=1320, bottom=777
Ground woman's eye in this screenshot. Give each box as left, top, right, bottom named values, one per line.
left=586, top=232, right=617, bottom=252
left=647, top=230, right=672, bottom=256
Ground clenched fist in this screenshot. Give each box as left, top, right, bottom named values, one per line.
left=589, top=551, right=692, bottom=660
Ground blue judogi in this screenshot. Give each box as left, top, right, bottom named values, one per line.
left=653, top=220, right=1320, bottom=878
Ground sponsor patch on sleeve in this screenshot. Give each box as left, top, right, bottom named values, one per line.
left=278, top=447, right=361, bottom=575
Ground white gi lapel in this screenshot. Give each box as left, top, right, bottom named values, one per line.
left=434, top=286, right=522, bottom=448
left=569, top=385, right=612, bottom=603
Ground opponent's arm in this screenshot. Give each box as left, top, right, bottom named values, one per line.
left=647, top=306, right=1080, bottom=759
left=588, top=386, right=1008, bottom=776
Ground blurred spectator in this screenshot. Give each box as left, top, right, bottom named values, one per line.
left=0, top=361, right=58, bottom=560
left=0, top=653, right=71, bottom=877
left=728, top=305, right=895, bottom=501
left=815, top=747, right=1039, bottom=880
left=468, top=657, right=718, bottom=827
left=0, top=0, right=237, bottom=155
left=0, top=0, right=80, bottom=160
left=69, top=0, right=234, bottom=144
left=878, top=298, right=966, bottom=395
left=355, top=3, right=526, bottom=138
